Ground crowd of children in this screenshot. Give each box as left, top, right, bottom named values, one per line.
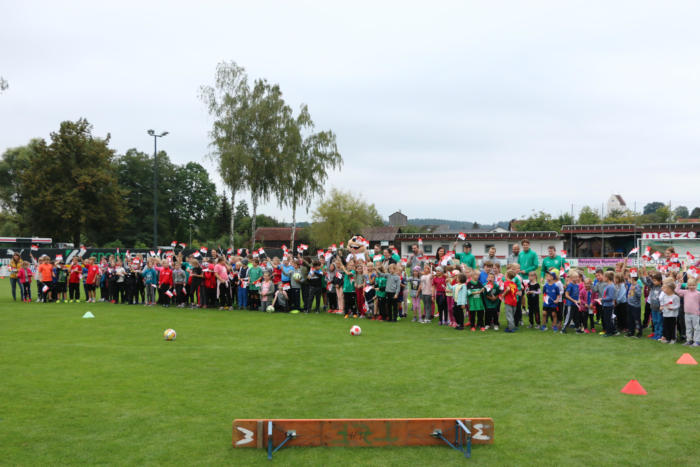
left=6, top=239, right=700, bottom=346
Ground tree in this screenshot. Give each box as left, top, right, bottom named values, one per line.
left=691, top=207, right=700, bottom=218
left=645, top=205, right=674, bottom=223
left=674, top=205, right=689, bottom=219
left=577, top=206, right=601, bottom=224
left=170, top=162, right=218, bottom=241
left=279, top=104, right=342, bottom=251
left=643, top=201, right=665, bottom=215
left=513, top=211, right=573, bottom=232
left=245, top=79, right=291, bottom=249
left=472, top=221, right=480, bottom=229
left=20, top=119, right=126, bottom=245
left=0, top=139, right=40, bottom=215
left=309, top=188, right=383, bottom=247
left=115, top=148, right=177, bottom=247
left=200, top=61, right=252, bottom=249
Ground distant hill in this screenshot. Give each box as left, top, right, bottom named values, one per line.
left=407, top=218, right=510, bottom=231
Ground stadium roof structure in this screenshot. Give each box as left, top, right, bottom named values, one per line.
left=396, top=231, right=559, bottom=241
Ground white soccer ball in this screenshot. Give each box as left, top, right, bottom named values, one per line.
left=292, top=272, right=302, bottom=281
left=350, top=325, right=362, bottom=336
left=163, top=328, right=177, bottom=341
left=266, top=305, right=275, bottom=312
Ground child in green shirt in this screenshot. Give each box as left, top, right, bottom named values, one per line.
left=336, top=258, right=358, bottom=318
left=467, top=270, right=485, bottom=331
left=247, top=258, right=263, bottom=311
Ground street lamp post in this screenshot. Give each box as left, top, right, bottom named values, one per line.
left=147, top=129, right=168, bottom=249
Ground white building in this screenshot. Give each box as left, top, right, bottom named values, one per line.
left=606, top=194, right=627, bottom=214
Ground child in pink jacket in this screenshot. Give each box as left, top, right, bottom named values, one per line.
left=675, top=277, right=700, bottom=346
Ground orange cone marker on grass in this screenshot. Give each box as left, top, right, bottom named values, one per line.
left=620, top=380, right=647, bottom=395
left=676, top=353, right=698, bottom=365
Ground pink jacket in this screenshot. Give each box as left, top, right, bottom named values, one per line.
left=675, top=286, right=700, bottom=316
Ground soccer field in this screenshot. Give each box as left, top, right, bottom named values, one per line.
left=1, top=286, right=698, bottom=466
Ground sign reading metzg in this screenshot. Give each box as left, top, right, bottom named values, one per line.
left=641, top=231, right=697, bottom=240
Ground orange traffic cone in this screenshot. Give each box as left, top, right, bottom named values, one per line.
left=676, top=353, right=698, bottom=365
left=620, top=379, right=647, bottom=395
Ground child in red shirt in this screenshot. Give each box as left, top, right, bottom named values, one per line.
left=203, top=264, right=217, bottom=308
left=68, top=258, right=82, bottom=302
left=158, top=264, right=173, bottom=306
left=503, top=270, right=519, bottom=332
left=432, top=267, right=448, bottom=325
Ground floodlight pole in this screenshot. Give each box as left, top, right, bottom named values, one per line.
left=148, top=129, right=168, bottom=249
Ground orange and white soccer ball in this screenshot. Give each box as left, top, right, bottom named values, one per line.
left=350, top=325, right=361, bottom=336
left=163, top=328, right=177, bottom=341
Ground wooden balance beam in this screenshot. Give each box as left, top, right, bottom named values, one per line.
left=233, top=418, right=494, bottom=460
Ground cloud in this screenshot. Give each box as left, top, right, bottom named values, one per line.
left=2, top=1, right=700, bottom=225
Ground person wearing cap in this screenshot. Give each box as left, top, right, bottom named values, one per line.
left=517, top=239, right=539, bottom=280
left=9, top=252, right=23, bottom=301
left=452, top=240, right=476, bottom=269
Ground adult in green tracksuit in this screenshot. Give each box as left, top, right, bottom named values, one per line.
left=541, top=246, right=564, bottom=279
left=517, top=239, right=539, bottom=280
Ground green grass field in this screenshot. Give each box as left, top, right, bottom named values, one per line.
left=1, top=284, right=699, bottom=466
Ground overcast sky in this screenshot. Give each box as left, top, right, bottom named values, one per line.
left=2, top=1, right=700, bottom=224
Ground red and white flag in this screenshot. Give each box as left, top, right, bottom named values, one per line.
left=31, top=244, right=38, bottom=251
left=55, top=254, right=63, bottom=261
left=645, top=246, right=652, bottom=255
left=651, top=251, right=661, bottom=261
left=628, top=247, right=639, bottom=256
left=339, top=242, right=344, bottom=249
left=193, top=251, right=201, bottom=258
left=170, top=241, right=177, bottom=248
left=373, top=254, right=382, bottom=262
left=79, top=245, right=87, bottom=255
left=561, top=250, right=567, bottom=258
left=331, top=244, right=337, bottom=252
left=543, top=294, right=550, bottom=305
left=564, top=262, right=570, bottom=271
left=587, top=266, right=596, bottom=273
left=257, top=247, right=265, bottom=256
left=182, top=287, right=187, bottom=295
left=149, top=250, right=156, bottom=257
left=237, top=248, right=243, bottom=255
left=317, top=249, right=324, bottom=257
left=226, top=247, right=233, bottom=254
left=125, top=250, right=130, bottom=258
left=485, top=282, right=493, bottom=292
left=457, top=232, right=466, bottom=241
left=418, top=237, right=423, bottom=245
left=165, top=290, right=174, bottom=298
left=252, top=250, right=259, bottom=258
left=157, top=249, right=162, bottom=256
left=179, top=242, right=187, bottom=249
left=200, top=247, right=208, bottom=255
left=116, top=248, right=120, bottom=255
left=400, top=258, right=408, bottom=265
left=670, top=253, right=680, bottom=263
left=42, top=285, right=50, bottom=293
left=687, top=251, right=695, bottom=262
left=364, top=285, right=372, bottom=293
left=336, top=272, right=342, bottom=279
